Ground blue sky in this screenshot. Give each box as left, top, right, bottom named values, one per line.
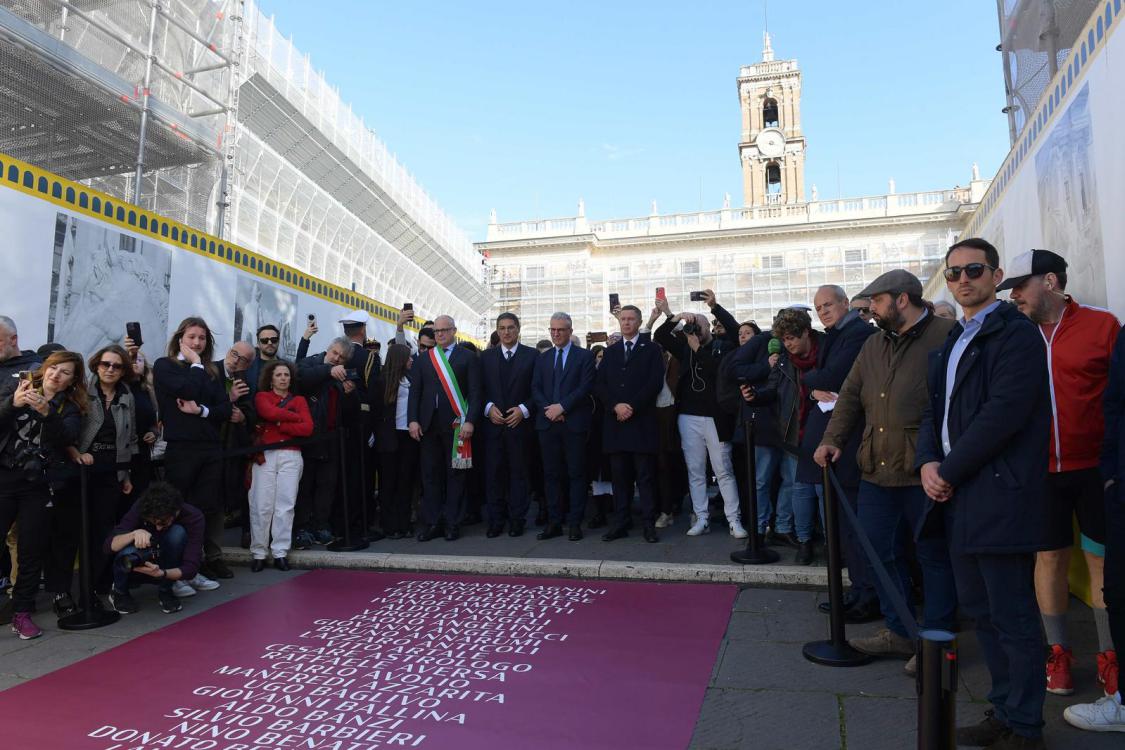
left=257, top=1, right=1010, bottom=241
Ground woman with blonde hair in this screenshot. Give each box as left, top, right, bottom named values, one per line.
left=152, top=317, right=234, bottom=582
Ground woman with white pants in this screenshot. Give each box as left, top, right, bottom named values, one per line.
left=250, top=360, right=313, bottom=571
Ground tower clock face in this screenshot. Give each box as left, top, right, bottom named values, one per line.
left=755, top=128, right=785, bottom=158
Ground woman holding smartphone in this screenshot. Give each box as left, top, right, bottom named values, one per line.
left=47, top=345, right=139, bottom=617
left=0, top=351, right=85, bottom=639
left=250, top=360, right=312, bottom=571
left=153, top=317, right=233, bottom=579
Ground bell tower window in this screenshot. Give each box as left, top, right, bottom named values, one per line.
left=766, top=162, right=782, bottom=193
left=763, top=98, right=779, bottom=128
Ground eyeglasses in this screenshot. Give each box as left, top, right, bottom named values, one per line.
left=548, top=327, right=571, bottom=334
left=258, top=336, right=279, bottom=345
left=97, top=361, right=124, bottom=371
left=418, top=343, right=433, bottom=352
left=943, top=263, right=996, bottom=281
left=228, top=350, right=251, bottom=365
left=433, top=327, right=455, bottom=334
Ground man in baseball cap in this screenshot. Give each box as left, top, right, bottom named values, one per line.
left=1003, top=249, right=1121, bottom=703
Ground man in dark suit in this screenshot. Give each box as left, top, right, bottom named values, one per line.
left=597, top=305, right=665, bottom=543
left=917, top=238, right=1050, bottom=749
left=481, top=313, right=537, bottom=538
left=531, top=312, right=596, bottom=541
left=408, top=315, right=482, bottom=541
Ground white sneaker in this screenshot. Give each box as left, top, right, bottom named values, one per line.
left=171, top=580, right=196, bottom=598
left=189, top=573, right=221, bottom=592
left=686, top=519, right=710, bottom=536
left=1064, top=694, right=1125, bottom=732
left=728, top=520, right=749, bottom=539
left=654, top=512, right=674, bottom=529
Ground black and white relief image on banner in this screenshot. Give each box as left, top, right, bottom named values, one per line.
left=234, top=275, right=300, bottom=361
left=49, top=212, right=172, bottom=355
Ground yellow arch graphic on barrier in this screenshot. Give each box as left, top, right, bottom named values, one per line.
left=0, top=150, right=480, bottom=344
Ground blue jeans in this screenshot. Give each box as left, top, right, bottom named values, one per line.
left=753, top=446, right=794, bottom=533
left=111, top=523, right=187, bottom=595
left=857, top=481, right=957, bottom=637
left=793, top=481, right=824, bottom=543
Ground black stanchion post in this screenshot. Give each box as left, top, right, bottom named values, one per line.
left=731, top=416, right=779, bottom=565
left=59, top=466, right=120, bottom=630
left=327, top=391, right=369, bottom=553
left=917, top=630, right=957, bottom=750
left=802, top=464, right=871, bottom=666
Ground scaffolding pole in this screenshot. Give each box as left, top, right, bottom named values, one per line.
left=134, top=0, right=160, bottom=203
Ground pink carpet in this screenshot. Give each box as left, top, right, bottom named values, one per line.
left=0, top=570, right=735, bottom=749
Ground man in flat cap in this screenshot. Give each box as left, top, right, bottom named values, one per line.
left=815, top=269, right=957, bottom=674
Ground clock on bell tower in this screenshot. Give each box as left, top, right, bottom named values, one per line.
left=737, top=32, right=807, bottom=207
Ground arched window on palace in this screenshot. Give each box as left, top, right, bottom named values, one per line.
left=766, top=162, right=782, bottom=200
left=763, top=98, right=779, bottom=128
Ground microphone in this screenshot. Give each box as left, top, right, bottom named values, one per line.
left=768, top=338, right=782, bottom=355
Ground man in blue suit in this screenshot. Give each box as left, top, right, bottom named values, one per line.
left=531, top=312, right=596, bottom=541
left=480, top=313, right=538, bottom=538
left=407, top=315, right=482, bottom=542
left=597, top=305, right=666, bottom=543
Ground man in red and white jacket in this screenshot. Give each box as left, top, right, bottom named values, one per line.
left=1005, top=249, right=1120, bottom=699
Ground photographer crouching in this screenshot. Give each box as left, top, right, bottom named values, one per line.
left=105, top=481, right=203, bottom=615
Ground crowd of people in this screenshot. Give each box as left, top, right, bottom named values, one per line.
left=1, top=237, right=1123, bottom=743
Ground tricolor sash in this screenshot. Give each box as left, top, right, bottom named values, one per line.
left=430, top=347, right=473, bottom=469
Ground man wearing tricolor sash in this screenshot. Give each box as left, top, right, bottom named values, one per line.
left=408, top=316, right=482, bottom=542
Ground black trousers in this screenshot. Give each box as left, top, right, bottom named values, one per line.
left=0, top=471, right=51, bottom=613
left=538, top=424, right=587, bottom=527
left=485, top=427, right=531, bottom=527
left=419, top=428, right=467, bottom=527
left=296, top=440, right=339, bottom=533
left=1106, top=482, right=1125, bottom=662
left=610, top=451, right=657, bottom=530
left=45, top=468, right=120, bottom=595
left=163, top=441, right=223, bottom=563
left=378, top=436, right=419, bottom=535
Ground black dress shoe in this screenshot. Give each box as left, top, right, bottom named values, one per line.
left=818, top=594, right=859, bottom=615
left=207, top=559, right=235, bottom=579
left=444, top=526, right=460, bottom=541
left=273, top=557, right=291, bottom=572
left=417, top=525, right=443, bottom=542
left=643, top=526, right=658, bottom=543
left=795, top=540, right=815, bottom=565
left=486, top=525, right=504, bottom=538
left=537, top=523, right=562, bottom=541
left=602, top=527, right=628, bottom=542
left=844, top=600, right=884, bottom=624
left=508, top=520, right=526, bottom=537
left=250, top=559, right=265, bottom=573
left=568, top=526, right=583, bottom=541
left=777, top=531, right=801, bottom=548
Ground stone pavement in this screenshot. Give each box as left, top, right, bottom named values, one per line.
left=0, top=567, right=1114, bottom=749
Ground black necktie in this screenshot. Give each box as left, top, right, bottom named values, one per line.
left=625, top=340, right=634, bottom=363
left=505, top=349, right=513, bottom=360
left=553, top=348, right=564, bottom=402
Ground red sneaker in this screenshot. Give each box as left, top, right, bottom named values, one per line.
left=1098, top=650, right=1119, bottom=698
left=1046, top=644, right=1075, bottom=696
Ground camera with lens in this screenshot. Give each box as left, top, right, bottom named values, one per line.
left=2, top=444, right=49, bottom=482
left=119, top=544, right=161, bottom=572
left=682, top=322, right=701, bottom=336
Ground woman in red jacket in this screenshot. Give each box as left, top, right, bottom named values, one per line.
left=250, top=360, right=313, bottom=571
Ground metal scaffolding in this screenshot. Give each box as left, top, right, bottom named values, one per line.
left=0, top=0, right=490, bottom=329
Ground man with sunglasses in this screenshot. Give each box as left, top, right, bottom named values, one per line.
left=917, top=237, right=1051, bottom=749
left=1002, top=249, right=1120, bottom=702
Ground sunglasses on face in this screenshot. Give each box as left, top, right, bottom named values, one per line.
left=943, top=263, right=996, bottom=281
left=259, top=336, right=279, bottom=345
left=97, top=361, right=124, bottom=371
